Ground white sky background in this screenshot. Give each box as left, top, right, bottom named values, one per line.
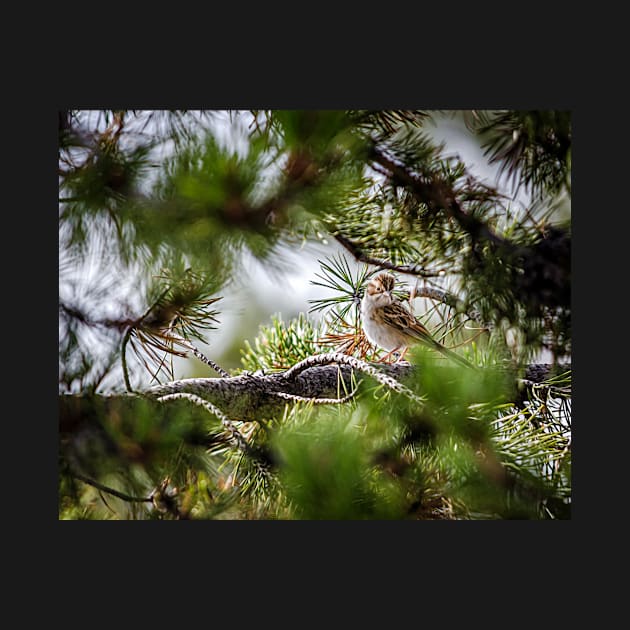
left=60, top=110, right=561, bottom=387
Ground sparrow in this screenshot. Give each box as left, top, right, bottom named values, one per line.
left=360, top=272, right=475, bottom=368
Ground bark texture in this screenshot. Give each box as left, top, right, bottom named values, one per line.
left=60, top=359, right=569, bottom=428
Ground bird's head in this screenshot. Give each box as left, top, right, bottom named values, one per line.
left=365, top=272, right=396, bottom=307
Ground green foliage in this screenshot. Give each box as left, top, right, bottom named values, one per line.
left=273, top=411, right=407, bottom=520
left=142, top=131, right=277, bottom=259
left=125, top=265, right=224, bottom=383
left=470, top=110, right=571, bottom=198
left=240, top=313, right=327, bottom=373
left=60, top=115, right=152, bottom=206
left=272, top=110, right=354, bottom=154
left=397, top=349, right=569, bottom=518
left=59, top=109, right=571, bottom=520
left=308, top=253, right=373, bottom=318
left=148, top=266, right=222, bottom=344
left=58, top=394, right=229, bottom=519
left=258, top=350, right=571, bottom=520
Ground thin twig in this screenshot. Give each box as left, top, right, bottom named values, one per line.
left=271, top=387, right=360, bottom=405
left=157, top=392, right=249, bottom=449
left=411, top=286, right=460, bottom=309
left=71, top=471, right=152, bottom=503
left=410, top=285, right=489, bottom=329
left=333, top=233, right=442, bottom=277
left=156, top=390, right=271, bottom=470
left=121, top=327, right=134, bottom=393
left=189, top=345, right=231, bottom=378
left=157, top=392, right=274, bottom=472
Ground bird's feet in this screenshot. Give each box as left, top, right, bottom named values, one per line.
left=380, top=347, right=406, bottom=364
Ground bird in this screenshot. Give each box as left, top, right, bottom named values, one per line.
left=360, top=271, right=475, bottom=369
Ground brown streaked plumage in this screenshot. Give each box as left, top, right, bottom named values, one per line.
left=361, top=272, right=474, bottom=368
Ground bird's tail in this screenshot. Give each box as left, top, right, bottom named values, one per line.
left=433, top=341, right=477, bottom=369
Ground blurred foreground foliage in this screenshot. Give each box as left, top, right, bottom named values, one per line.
left=59, top=109, right=570, bottom=519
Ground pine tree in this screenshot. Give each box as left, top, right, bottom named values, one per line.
left=59, top=109, right=571, bottom=520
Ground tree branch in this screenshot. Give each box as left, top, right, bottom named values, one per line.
left=142, top=355, right=566, bottom=422
left=333, top=233, right=443, bottom=278
left=369, top=145, right=515, bottom=251
left=143, top=354, right=417, bottom=421
left=409, top=285, right=490, bottom=330
left=60, top=358, right=569, bottom=431
left=69, top=470, right=152, bottom=503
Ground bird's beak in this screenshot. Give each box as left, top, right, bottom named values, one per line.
left=384, top=291, right=392, bottom=300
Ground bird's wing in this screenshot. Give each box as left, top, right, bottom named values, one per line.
left=381, top=303, right=440, bottom=347
left=380, top=303, right=475, bottom=368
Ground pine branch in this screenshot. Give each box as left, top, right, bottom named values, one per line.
left=471, top=111, right=571, bottom=198
left=141, top=359, right=565, bottom=422
left=369, top=145, right=516, bottom=252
